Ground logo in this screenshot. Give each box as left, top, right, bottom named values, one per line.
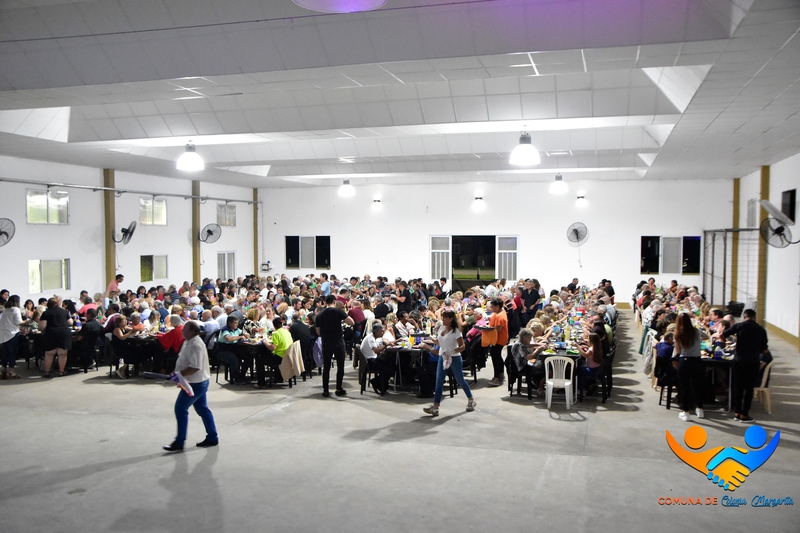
left=666, top=425, right=780, bottom=491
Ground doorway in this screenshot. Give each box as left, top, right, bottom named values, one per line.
left=452, top=235, right=495, bottom=281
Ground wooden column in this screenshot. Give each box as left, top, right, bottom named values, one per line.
left=731, top=178, right=740, bottom=301
left=756, top=166, right=769, bottom=325
left=253, top=189, right=259, bottom=275
left=103, top=169, right=116, bottom=286
left=192, top=180, right=201, bottom=282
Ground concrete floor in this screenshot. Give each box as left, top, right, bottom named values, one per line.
left=1, top=313, right=798, bottom=533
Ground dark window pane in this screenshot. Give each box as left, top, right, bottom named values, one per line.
left=285, top=236, right=299, bottom=269
left=782, top=189, right=796, bottom=222
left=315, top=236, right=330, bottom=269
left=682, top=236, right=701, bottom=275
left=641, top=236, right=660, bottom=275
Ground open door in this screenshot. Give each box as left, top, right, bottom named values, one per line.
left=496, top=236, right=518, bottom=281
left=430, top=236, right=451, bottom=281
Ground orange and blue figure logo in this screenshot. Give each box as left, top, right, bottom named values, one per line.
left=666, top=425, right=780, bottom=491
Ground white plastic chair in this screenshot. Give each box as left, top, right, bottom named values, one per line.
left=754, top=361, right=774, bottom=414
left=545, top=356, right=574, bottom=410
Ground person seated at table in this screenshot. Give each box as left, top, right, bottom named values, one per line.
left=111, top=315, right=137, bottom=379
left=201, top=310, right=220, bottom=336
left=154, top=315, right=185, bottom=374
left=359, top=322, right=397, bottom=396
left=383, top=314, right=399, bottom=342
left=258, top=305, right=276, bottom=333
left=74, top=308, right=103, bottom=370
left=654, top=332, right=678, bottom=385
left=76, top=296, right=96, bottom=318
left=242, top=309, right=262, bottom=338
left=129, top=312, right=146, bottom=332
left=395, top=311, right=417, bottom=340
left=145, top=310, right=160, bottom=333
left=217, top=316, right=250, bottom=384
left=578, top=332, right=604, bottom=395
left=253, top=318, right=292, bottom=389
left=508, top=328, right=546, bottom=398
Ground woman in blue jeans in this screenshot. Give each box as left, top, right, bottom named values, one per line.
left=163, top=321, right=218, bottom=452
left=423, top=310, right=476, bottom=416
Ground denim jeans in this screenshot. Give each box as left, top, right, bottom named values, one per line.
left=434, top=355, right=473, bottom=405
left=174, top=379, right=217, bottom=446
left=1, top=333, right=20, bottom=369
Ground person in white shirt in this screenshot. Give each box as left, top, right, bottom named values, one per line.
left=162, top=321, right=218, bottom=452
left=216, top=305, right=233, bottom=329
left=359, top=323, right=397, bottom=395
left=485, top=280, right=500, bottom=299
left=422, top=310, right=476, bottom=417
left=201, top=310, right=220, bottom=335
left=0, top=295, right=24, bottom=379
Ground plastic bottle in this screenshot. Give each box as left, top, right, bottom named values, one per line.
left=74, top=316, right=81, bottom=329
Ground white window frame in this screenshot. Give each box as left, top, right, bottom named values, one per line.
left=140, top=197, right=167, bottom=226
left=26, top=189, right=69, bottom=225
left=217, top=203, right=236, bottom=227
left=217, top=251, right=236, bottom=280
left=430, top=235, right=451, bottom=282
left=140, top=254, right=168, bottom=283
left=28, top=258, right=71, bottom=293
left=496, top=235, right=518, bottom=281
left=652, top=235, right=703, bottom=276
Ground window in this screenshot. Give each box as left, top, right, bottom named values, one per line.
left=496, top=236, right=518, bottom=281
left=782, top=189, right=796, bottom=223
left=640, top=236, right=660, bottom=275
left=140, top=255, right=168, bottom=282
left=285, top=236, right=329, bottom=269
left=217, top=252, right=235, bottom=280
left=140, top=197, right=167, bottom=225
left=641, top=236, right=701, bottom=275
left=28, top=259, right=70, bottom=293
left=217, top=203, right=236, bottom=226
left=27, top=190, right=68, bottom=224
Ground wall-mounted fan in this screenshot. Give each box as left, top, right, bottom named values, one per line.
left=759, top=200, right=798, bottom=248
left=567, top=222, right=589, bottom=267
left=198, top=223, right=222, bottom=244
left=112, top=221, right=137, bottom=245
left=0, top=218, right=16, bottom=247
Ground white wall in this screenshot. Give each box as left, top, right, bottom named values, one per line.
left=260, top=178, right=732, bottom=299
left=0, top=156, right=256, bottom=302
left=765, top=153, right=800, bottom=337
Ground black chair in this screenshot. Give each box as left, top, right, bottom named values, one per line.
left=358, top=351, right=376, bottom=395
left=655, top=357, right=678, bottom=409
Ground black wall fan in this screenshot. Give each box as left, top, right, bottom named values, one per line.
left=112, top=221, right=137, bottom=245
left=198, top=223, right=222, bottom=244
left=0, top=218, right=16, bottom=247
left=759, top=200, right=798, bottom=248
left=567, top=222, right=589, bottom=267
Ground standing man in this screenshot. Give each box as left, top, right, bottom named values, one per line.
left=567, top=278, right=579, bottom=294
left=106, top=273, right=124, bottom=298
left=487, top=298, right=509, bottom=387
left=315, top=295, right=354, bottom=397
left=722, top=309, right=769, bottom=423
left=439, top=277, right=450, bottom=298
left=320, top=273, right=331, bottom=297
left=163, top=321, right=218, bottom=452
left=520, top=279, right=540, bottom=326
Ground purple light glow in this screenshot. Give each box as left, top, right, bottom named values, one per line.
left=293, top=0, right=387, bottom=14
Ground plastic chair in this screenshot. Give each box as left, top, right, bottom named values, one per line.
left=754, top=361, right=774, bottom=414
left=358, top=352, right=376, bottom=395
left=545, top=356, right=574, bottom=410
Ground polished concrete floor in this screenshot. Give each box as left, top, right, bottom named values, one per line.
left=1, top=313, right=799, bottom=533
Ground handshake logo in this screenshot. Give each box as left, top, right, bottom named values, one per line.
left=667, top=425, right=780, bottom=491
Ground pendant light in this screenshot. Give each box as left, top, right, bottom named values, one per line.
left=509, top=132, right=540, bottom=166
left=293, top=0, right=386, bottom=13
left=338, top=179, right=355, bottom=197
left=549, top=173, right=568, bottom=195
left=176, top=143, right=204, bottom=171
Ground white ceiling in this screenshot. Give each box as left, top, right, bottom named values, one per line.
left=0, top=0, right=798, bottom=188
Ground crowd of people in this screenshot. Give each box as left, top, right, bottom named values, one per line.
left=634, top=278, right=771, bottom=423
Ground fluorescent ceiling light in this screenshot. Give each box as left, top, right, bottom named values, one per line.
left=176, top=143, right=204, bottom=171
left=509, top=132, right=540, bottom=166
left=338, top=179, right=355, bottom=197
left=549, top=174, right=568, bottom=195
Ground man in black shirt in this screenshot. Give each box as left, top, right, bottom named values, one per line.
left=77, top=308, right=103, bottom=370
left=374, top=294, right=391, bottom=320
left=315, top=295, right=355, bottom=397
left=567, top=278, right=579, bottom=294
left=722, top=309, right=769, bottom=423
left=289, top=312, right=314, bottom=371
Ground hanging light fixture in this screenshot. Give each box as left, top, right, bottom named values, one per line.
left=549, top=173, right=569, bottom=195
left=509, top=132, right=540, bottom=166
left=338, top=179, right=355, bottom=197
left=176, top=142, right=204, bottom=171
left=293, top=0, right=386, bottom=13
left=576, top=195, right=588, bottom=208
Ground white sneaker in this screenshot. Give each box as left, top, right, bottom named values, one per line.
left=679, top=411, right=690, bottom=422
left=466, top=398, right=476, bottom=412
left=423, top=405, right=439, bottom=417
left=696, top=408, right=705, bottom=419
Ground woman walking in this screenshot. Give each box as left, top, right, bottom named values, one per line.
left=673, top=313, right=709, bottom=421
left=423, top=310, right=476, bottom=416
